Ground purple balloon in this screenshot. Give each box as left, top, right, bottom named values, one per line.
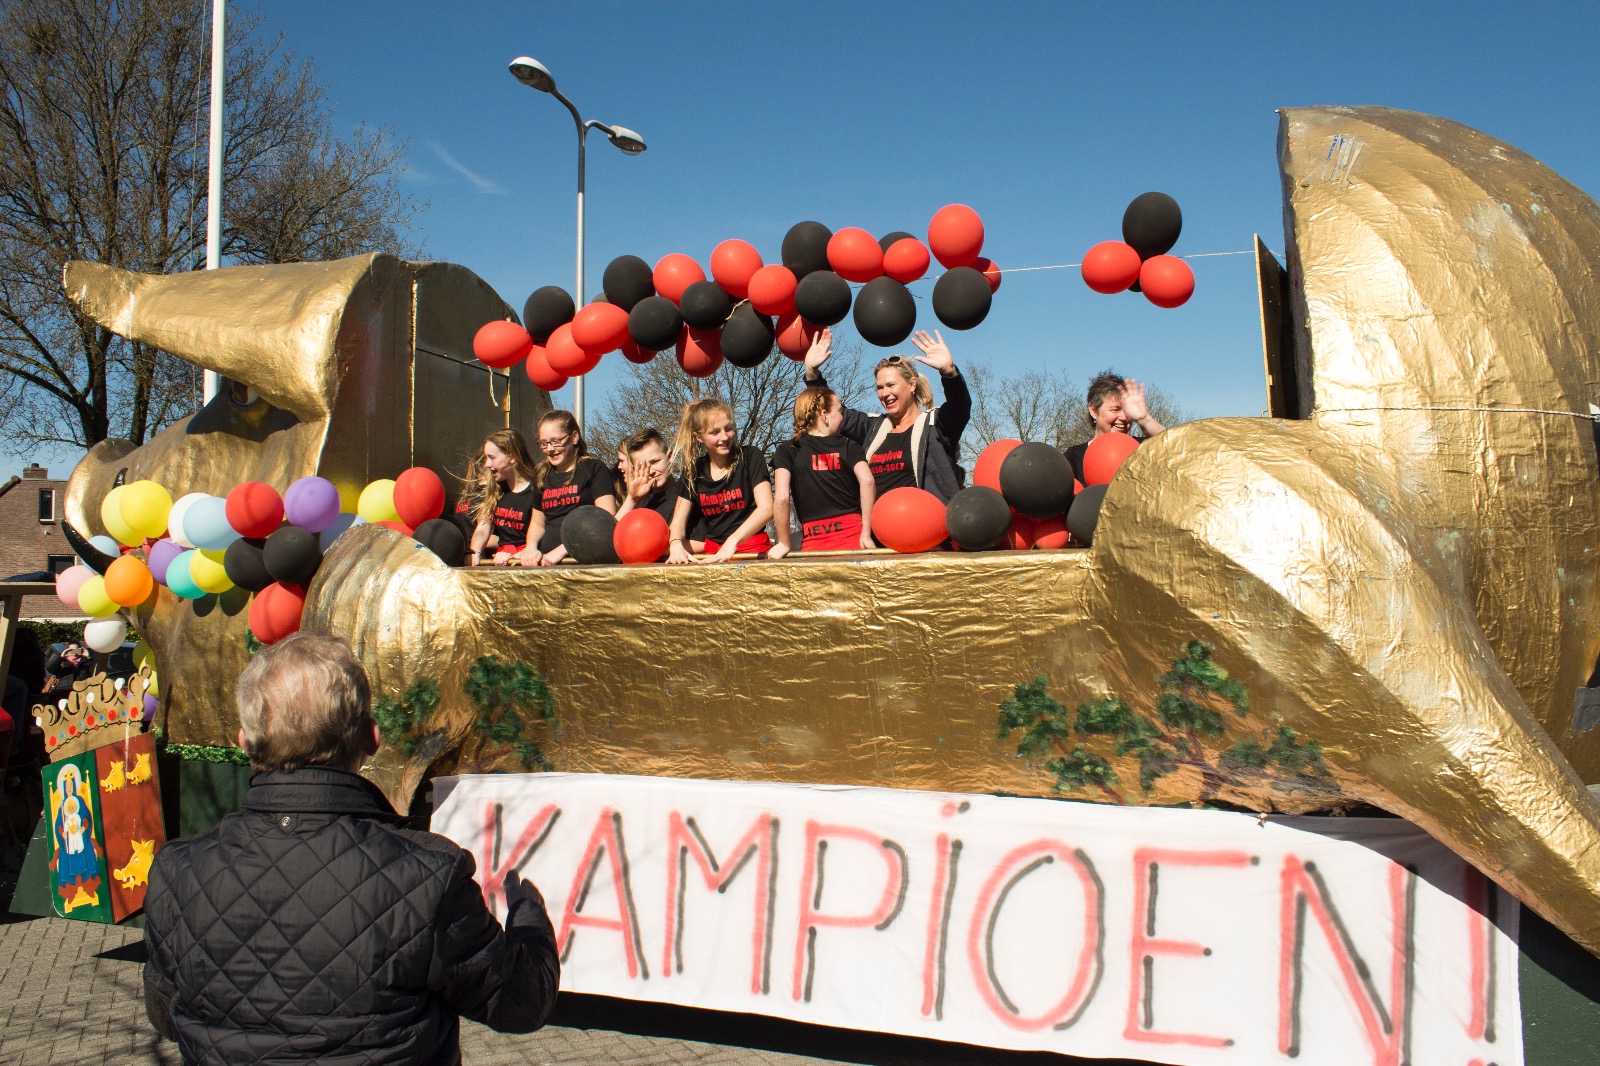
left=284, top=476, right=342, bottom=533
left=147, top=538, right=183, bottom=586
left=142, top=693, right=159, bottom=723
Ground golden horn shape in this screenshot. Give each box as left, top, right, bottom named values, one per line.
left=62, top=254, right=395, bottom=422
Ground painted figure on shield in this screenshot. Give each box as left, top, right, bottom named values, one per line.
left=50, top=763, right=102, bottom=910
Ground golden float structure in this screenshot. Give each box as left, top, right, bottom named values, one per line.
left=58, top=106, right=1600, bottom=957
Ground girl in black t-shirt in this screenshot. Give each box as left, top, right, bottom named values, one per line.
left=524, top=409, right=618, bottom=566
left=667, top=398, right=774, bottom=564
left=770, top=387, right=876, bottom=558
left=468, top=428, right=539, bottom=566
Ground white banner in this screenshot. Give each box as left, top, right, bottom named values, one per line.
left=431, top=773, right=1520, bottom=1066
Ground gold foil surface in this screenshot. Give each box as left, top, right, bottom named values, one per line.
left=60, top=108, right=1600, bottom=956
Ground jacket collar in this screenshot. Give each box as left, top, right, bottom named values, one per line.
left=241, top=766, right=403, bottom=822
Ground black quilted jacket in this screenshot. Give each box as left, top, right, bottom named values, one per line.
left=142, top=767, right=559, bottom=1065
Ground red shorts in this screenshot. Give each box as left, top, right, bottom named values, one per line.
left=702, top=532, right=772, bottom=556
left=493, top=544, right=521, bottom=557
left=800, top=512, right=863, bottom=552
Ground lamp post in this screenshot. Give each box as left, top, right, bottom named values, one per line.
left=509, top=57, right=645, bottom=432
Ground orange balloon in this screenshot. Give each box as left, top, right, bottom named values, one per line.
left=473, top=320, right=534, bottom=369
left=1005, top=513, right=1035, bottom=551
left=545, top=322, right=600, bottom=376
left=746, top=264, right=798, bottom=316
left=104, top=554, right=154, bottom=607
left=873, top=487, right=948, bottom=554
left=1031, top=514, right=1071, bottom=549
left=882, top=237, right=931, bottom=283
left=571, top=302, right=631, bottom=354
left=1082, top=241, right=1142, bottom=294
left=524, top=343, right=569, bottom=391
left=710, top=239, right=763, bottom=299
left=973, top=438, right=1020, bottom=491
left=653, top=253, right=706, bottom=304
left=826, top=227, right=884, bottom=283
left=973, top=256, right=1002, bottom=293
left=614, top=508, right=671, bottom=564
left=775, top=314, right=819, bottom=361
left=675, top=327, right=724, bottom=378
left=927, top=204, right=984, bottom=268
left=1083, top=432, right=1139, bottom=485
left=249, top=581, right=306, bottom=645
left=1139, top=254, right=1195, bottom=308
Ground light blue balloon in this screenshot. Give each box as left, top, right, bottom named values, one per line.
left=318, top=512, right=366, bottom=553
left=185, top=495, right=241, bottom=552
left=85, top=534, right=120, bottom=562
left=166, top=550, right=206, bottom=600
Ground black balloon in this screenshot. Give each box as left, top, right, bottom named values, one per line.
left=222, top=537, right=272, bottom=592
left=999, top=443, right=1076, bottom=520
left=264, top=526, right=323, bottom=587
left=1122, top=192, right=1182, bottom=259
left=1066, top=483, right=1108, bottom=546
left=679, top=280, right=734, bottom=330
left=852, top=276, right=916, bottom=347
left=523, top=285, right=575, bottom=343
left=628, top=296, right=683, bottom=351
left=781, top=220, right=833, bottom=280
left=944, top=487, right=1012, bottom=551
left=932, top=267, right=992, bottom=330
left=414, top=518, right=466, bottom=567
left=562, top=505, right=620, bottom=564
left=794, top=270, right=852, bottom=327
left=878, top=230, right=915, bottom=253
left=602, top=255, right=654, bottom=310
left=721, top=302, right=775, bottom=368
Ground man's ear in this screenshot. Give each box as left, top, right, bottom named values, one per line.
left=362, top=716, right=381, bottom=757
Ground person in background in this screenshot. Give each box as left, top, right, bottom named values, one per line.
left=803, top=327, right=970, bottom=503
left=769, top=387, right=876, bottom=558
left=450, top=451, right=486, bottom=542
left=142, top=631, right=559, bottom=1063
left=44, top=641, right=93, bottom=689
left=1062, top=371, right=1167, bottom=485
left=667, top=398, right=774, bottom=564
left=522, top=410, right=617, bottom=567
left=614, top=428, right=683, bottom=525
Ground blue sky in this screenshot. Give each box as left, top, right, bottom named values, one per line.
left=9, top=0, right=1600, bottom=480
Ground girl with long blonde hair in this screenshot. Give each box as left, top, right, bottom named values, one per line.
left=667, top=398, right=774, bottom=564
left=468, top=429, right=539, bottom=565
left=769, top=386, right=875, bottom=558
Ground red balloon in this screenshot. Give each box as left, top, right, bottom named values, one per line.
left=248, top=581, right=306, bottom=645
left=927, top=204, right=984, bottom=268
left=973, top=439, right=1021, bottom=492
left=653, top=253, right=706, bottom=304
left=775, top=314, right=819, bottom=361
left=873, top=487, right=948, bottom=554
left=226, top=481, right=284, bottom=539
left=973, top=257, right=1003, bottom=293
left=620, top=339, right=654, bottom=364
left=710, top=239, right=764, bottom=299
left=826, top=227, right=884, bottom=283
left=613, top=508, right=671, bottom=564
left=1031, top=515, right=1071, bottom=549
left=545, top=322, right=601, bottom=376
left=1083, top=433, right=1139, bottom=485
left=393, top=467, right=446, bottom=527
left=1139, top=255, right=1195, bottom=308
left=524, top=343, right=569, bottom=391
left=472, top=320, right=533, bottom=369
left=882, top=237, right=931, bottom=283
left=1082, top=241, right=1142, bottom=294
left=375, top=519, right=415, bottom=536
left=746, top=264, right=798, bottom=316
left=571, top=302, right=630, bottom=354
left=675, top=327, right=724, bottom=378
left=1005, top=513, right=1035, bottom=550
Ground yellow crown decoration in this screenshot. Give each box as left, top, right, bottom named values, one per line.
left=35, top=666, right=156, bottom=762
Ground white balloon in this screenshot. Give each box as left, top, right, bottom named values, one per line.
left=167, top=491, right=209, bottom=549
left=84, top=617, right=128, bottom=654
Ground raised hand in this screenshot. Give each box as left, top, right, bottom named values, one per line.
left=803, top=327, right=834, bottom=374
left=909, top=329, right=953, bottom=373
left=1122, top=379, right=1149, bottom=422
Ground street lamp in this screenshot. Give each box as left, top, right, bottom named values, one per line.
left=509, top=56, right=646, bottom=432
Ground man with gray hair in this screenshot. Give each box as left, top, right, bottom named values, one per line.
left=142, top=631, right=559, bottom=1064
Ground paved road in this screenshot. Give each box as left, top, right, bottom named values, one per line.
left=0, top=910, right=1120, bottom=1066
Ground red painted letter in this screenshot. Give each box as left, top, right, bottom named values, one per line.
left=661, top=811, right=777, bottom=995
left=557, top=808, right=649, bottom=980
left=791, top=821, right=907, bottom=1002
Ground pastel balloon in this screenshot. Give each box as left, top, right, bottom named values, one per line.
left=119, top=480, right=173, bottom=540
left=84, top=618, right=128, bottom=655
left=77, top=574, right=120, bottom=617
left=319, top=512, right=365, bottom=552
left=86, top=534, right=121, bottom=561
left=189, top=548, right=235, bottom=594
left=55, top=564, right=92, bottom=607
left=283, top=476, right=342, bottom=533
left=166, top=492, right=208, bottom=548
left=357, top=480, right=399, bottom=523
left=166, top=551, right=206, bottom=599
left=184, top=495, right=240, bottom=551
left=104, top=555, right=154, bottom=608
left=147, top=539, right=183, bottom=586
left=100, top=486, right=141, bottom=546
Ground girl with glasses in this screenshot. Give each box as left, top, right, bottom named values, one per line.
left=522, top=410, right=618, bottom=567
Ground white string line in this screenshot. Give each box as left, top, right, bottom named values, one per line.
left=912, top=248, right=1266, bottom=279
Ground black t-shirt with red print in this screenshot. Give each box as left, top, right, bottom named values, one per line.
left=537, top=457, right=616, bottom=552
left=490, top=485, right=538, bottom=549
left=676, top=445, right=770, bottom=544
left=771, top=433, right=867, bottom=524
left=869, top=429, right=917, bottom=494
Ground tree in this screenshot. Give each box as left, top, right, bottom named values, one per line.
left=586, top=341, right=873, bottom=464
left=0, top=0, right=422, bottom=453
left=960, top=360, right=1187, bottom=467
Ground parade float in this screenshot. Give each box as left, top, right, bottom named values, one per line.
left=23, top=105, right=1600, bottom=1063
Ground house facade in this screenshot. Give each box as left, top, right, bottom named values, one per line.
left=0, top=463, right=84, bottom=620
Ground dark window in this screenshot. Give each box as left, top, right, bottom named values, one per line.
left=38, top=487, right=55, bottom=522
left=47, top=555, right=75, bottom=575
